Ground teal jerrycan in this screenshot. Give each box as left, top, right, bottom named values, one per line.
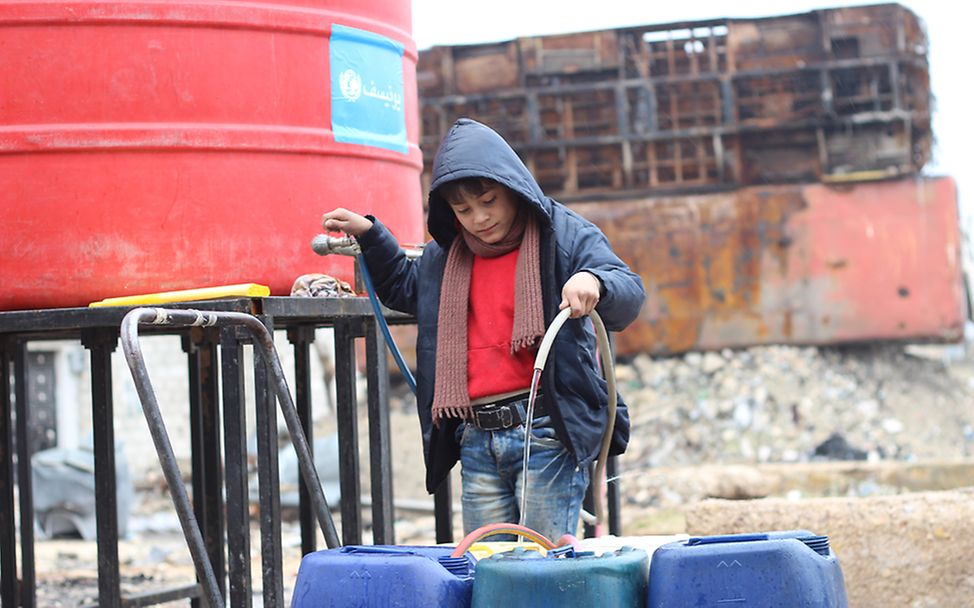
left=472, top=545, right=649, bottom=607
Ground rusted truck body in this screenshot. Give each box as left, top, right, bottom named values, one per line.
left=417, top=4, right=968, bottom=354
left=576, top=177, right=965, bottom=355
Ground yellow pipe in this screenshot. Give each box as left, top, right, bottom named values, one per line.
left=89, top=283, right=270, bottom=307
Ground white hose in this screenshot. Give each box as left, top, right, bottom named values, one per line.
left=519, top=307, right=617, bottom=530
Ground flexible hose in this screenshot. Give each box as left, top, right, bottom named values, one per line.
left=450, top=523, right=554, bottom=558
left=589, top=309, right=617, bottom=528
left=520, top=307, right=616, bottom=530
left=357, top=255, right=417, bottom=394
left=450, top=523, right=582, bottom=558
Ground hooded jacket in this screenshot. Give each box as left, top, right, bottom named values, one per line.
left=358, top=118, right=646, bottom=493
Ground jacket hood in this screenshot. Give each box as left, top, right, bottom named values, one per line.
left=427, top=118, right=550, bottom=245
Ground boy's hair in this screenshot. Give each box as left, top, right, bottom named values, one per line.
left=438, top=177, right=495, bottom=205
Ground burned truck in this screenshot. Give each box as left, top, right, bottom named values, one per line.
left=416, top=3, right=967, bottom=355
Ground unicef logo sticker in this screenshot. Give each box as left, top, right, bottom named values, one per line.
left=330, top=23, right=407, bottom=153
left=339, top=69, right=362, bottom=102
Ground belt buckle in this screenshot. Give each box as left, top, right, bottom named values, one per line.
left=476, top=404, right=516, bottom=431
left=498, top=406, right=514, bottom=429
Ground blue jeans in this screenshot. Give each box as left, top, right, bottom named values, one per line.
left=456, top=405, right=589, bottom=543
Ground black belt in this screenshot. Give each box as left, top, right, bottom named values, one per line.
left=471, top=392, right=546, bottom=431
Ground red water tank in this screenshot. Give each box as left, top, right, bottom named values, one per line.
left=0, top=0, right=423, bottom=310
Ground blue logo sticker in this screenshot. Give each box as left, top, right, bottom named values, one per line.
left=330, top=24, right=407, bottom=154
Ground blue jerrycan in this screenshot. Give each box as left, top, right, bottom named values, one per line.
left=291, top=545, right=475, bottom=608
left=648, top=530, right=848, bottom=608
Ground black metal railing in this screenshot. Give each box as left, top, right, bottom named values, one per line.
left=0, top=297, right=420, bottom=607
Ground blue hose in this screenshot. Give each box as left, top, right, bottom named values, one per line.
left=357, top=255, right=418, bottom=395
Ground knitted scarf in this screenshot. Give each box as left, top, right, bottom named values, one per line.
left=431, top=210, right=544, bottom=424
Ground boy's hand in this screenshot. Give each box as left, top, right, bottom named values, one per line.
left=560, top=272, right=602, bottom=319
left=321, top=208, right=373, bottom=237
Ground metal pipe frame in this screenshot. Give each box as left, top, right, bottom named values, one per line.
left=119, top=307, right=341, bottom=607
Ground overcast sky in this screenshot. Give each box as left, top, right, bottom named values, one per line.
left=411, top=0, right=972, bottom=231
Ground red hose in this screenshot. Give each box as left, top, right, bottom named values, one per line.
left=450, top=523, right=556, bottom=558
left=450, top=524, right=582, bottom=558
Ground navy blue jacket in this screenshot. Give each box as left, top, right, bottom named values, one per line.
left=358, top=118, right=646, bottom=493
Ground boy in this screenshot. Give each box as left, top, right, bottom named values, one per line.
left=322, top=118, right=645, bottom=541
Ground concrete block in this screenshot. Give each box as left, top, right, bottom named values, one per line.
left=685, top=489, right=974, bottom=608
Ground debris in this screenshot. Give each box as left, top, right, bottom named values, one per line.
left=32, top=442, right=133, bottom=541
left=814, top=433, right=868, bottom=461
left=620, top=343, right=974, bottom=469
left=290, top=273, right=355, bottom=298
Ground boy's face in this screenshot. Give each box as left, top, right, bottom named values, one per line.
left=448, top=183, right=520, bottom=244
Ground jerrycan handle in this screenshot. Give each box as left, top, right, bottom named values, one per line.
left=340, top=545, right=417, bottom=555
left=687, top=533, right=770, bottom=546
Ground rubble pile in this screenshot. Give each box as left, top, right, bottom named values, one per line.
left=386, top=340, right=974, bottom=516
left=618, top=343, right=974, bottom=470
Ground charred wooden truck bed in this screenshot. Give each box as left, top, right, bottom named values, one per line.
left=418, top=4, right=930, bottom=197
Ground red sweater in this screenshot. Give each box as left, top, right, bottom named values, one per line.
left=467, top=247, right=535, bottom=400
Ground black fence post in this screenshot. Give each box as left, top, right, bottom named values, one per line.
left=0, top=336, right=19, bottom=608
left=334, top=319, right=362, bottom=546
left=220, top=325, right=252, bottom=608
left=81, top=328, right=122, bottom=608
left=184, top=328, right=226, bottom=606
left=365, top=318, right=395, bottom=545
left=14, top=340, right=36, bottom=607
left=253, top=316, right=284, bottom=607
left=287, top=325, right=317, bottom=556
